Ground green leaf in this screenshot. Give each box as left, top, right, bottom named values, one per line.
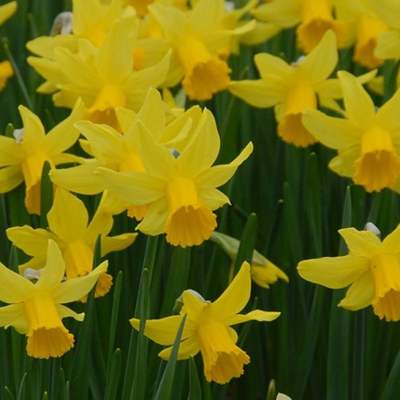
left=187, top=356, right=201, bottom=400
left=104, top=349, right=121, bottom=400
left=39, top=161, right=52, bottom=229
left=153, top=314, right=187, bottom=400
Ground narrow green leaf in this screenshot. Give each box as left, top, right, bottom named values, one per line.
left=104, top=349, right=121, bottom=400
left=107, top=271, right=122, bottom=369
left=39, top=161, right=52, bottom=229
left=153, top=314, right=187, bottom=400
left=4, top=387, right=15, bottom=400
left=187, top=356, right=201, bottom=400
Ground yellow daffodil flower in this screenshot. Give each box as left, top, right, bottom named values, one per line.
left=97, top=109, right=253, bottom=247
left=0, top=99, right=84, bottom=214
left=50, top=87, right=201, bottom=220
left=131, top=262, right=280, bottom=384
left=211, top=231, right=288, bottom=288
left=368, top=0, right=400, bottom=60
left=302, top=70, right=400, bottom=193
left=298, top=224, right=400, bottom=322
left=28, top=16, right=171, bottom=130
left=336, top=1, right=387, bottom=69
left=229, top=31, right=343, bottom=147
left=0, top=1, right=17, bottom=26
left=7, top=188, right=136, bottom=299
left=252, top=0, right=348, bottom=53
left=147, top=0, right=254, bottom=100
left=0, top=239, right=108, bottom=358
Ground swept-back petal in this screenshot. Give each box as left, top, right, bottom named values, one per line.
left=212, top=262, right=251, bottom=319
left=52, top=261, right=108, bottom=303
left=0, top=2, right=17, bottom=26
left=6, top=226, right=55, bottom=256
left=0, top=136, right=24, bottom=166
left=195, top=142, right=253, bottom=189
left=377, top=88, right=400, bottom=134
left=297, top=255, right=369, bottom=289
left=198, top=188, right=230, bottom=210
left=0, top=166, right=23, bottom=193
left=44, top=98, right=85, bottom=156
left=253, top=52, right=292, bottom=78
left=297, top=30, right=337, bottom=84
left=0, top=303, right=25, bottom=330
left=177, top=109, right=220, bottom=177
left=97, top=168, right=164, bottom=205
left=47, top=188, right=89, bottom=242
left=339, top=228, right=381, bottom=257
left=130, top=314, right=194, bottom=345
left=101, top=233, right=137, bottom=256
left=188, top=0, right=224, bottom=36
left=83, top=209, right=114, bottom=245
left=35, top=240, right=66, bottom=292
left=56, top=304, right=84, bottom=321
left=158, top=336, right=200, bottom=360
left=0, top=261, right=34, bottom=303
left=338, top=271, right=375, bottom=310
left=137, top=122, right=175, bottom=179
left=229, top=80, right=286, bottom=108
left=338, top=71, right=376, bottom=129
left=223, top=310, right=281, bottom=326
left=18, top=106, right=46, bottom=151
left=380, top=224, right=400, bottom=253
left=136, top=198, right=169, bottom=235
left=329, top=146, right=360, bottom=178
left=49, top=160, right=104, bottom=195
left=148, top=4, right=185, bottom=41
left=302, top=109, right=361, bottom=149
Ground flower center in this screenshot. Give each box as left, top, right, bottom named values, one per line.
left=278, top=82, right=318, bottom=147
left=370, top=252, right=400, bottom=321
left=175, top=37, right=231, bottom=101
left=297, top=0, right=347, bottom=53
left=165, top=177, right=217, bottom=247
left=85, top=84, right=127, bottom=130
left=24, top=293, right=74, bottom=358
left=196, top=319, right=250, bottom=384
left=353, top=127, right=400, bottom=192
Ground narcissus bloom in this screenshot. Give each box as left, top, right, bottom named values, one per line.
left=211, top=231, right=288, bottom=288
left=0, top=239, right=108, bottom=358
left=229, top=31, right=348, bottom=147
left=131, top=262, right=280, bottom=384
left=50, top=87, right=201, bottom=220
left=7, top=188, right=136, bottom=300
left=97, top=108, right=253, bottom=247
left=252, top=0, right=348, bottom=53
left=302, top=71, right=400, bottom=193
left=298, top=224, right=400, bottom=322
left=368, top=0, right=400, bottom=60
left=0, top=99, right=84, bottom=214
left=147, top=0, right=255, bottom=100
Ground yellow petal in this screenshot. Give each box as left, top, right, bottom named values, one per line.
left=136, top=198, right=169, bottom=236
left=223, top=310, right=281, bottom=326
left=52, top=261, right=108, bottom=304
left=338, top=271, right=375, bottom=311
left=253, top=52, right=292, bottom=78
left=0, top=2, right=16, bottom=26
left=101, top=233, right=137, bottom=256
left=195, top=142, right=253, bottom=189
left=18, top=106, right=46, bottom=151
left=0, top=261, right=34, bottom=303
left=297, top=255, right=369, bottom=289
left=0, top=136, right=24, bottom=166
left=158, top=336, right=200, bottom=360
left=0, top=165, right=23, bottom=193
left=212, top=262, right=251, bottom=319
left=48, top=188, right=89, bottom=242
left=0, top=303, right=25, bottom=330
left=339, top=228, right=381, bottom=257
left=130, top=314, right=193, bottom=345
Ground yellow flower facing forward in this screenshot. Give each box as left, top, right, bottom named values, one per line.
left=6, top=188, right=136, bottom=299
left=148, top=0, right=254, bottom=100
left=50, top=87, right=202, bottom=220
left=0, top=239, right=108, bottom=358
left=229, top=31, right=350, bottom=147
left=0, top=99, right=84, bottom=214
left=28, top=16, right=171, bottom=130
left=252, top=0, right=348, bottom=53
left=302, top=70, right=400, bottom=193
left=211, top=231, right=288, bottom=288
left=97, top=108, right=253, bottom=247
left=298, top=224, right=400, bottom=322
left=131, top=262, right=280, bottom=384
